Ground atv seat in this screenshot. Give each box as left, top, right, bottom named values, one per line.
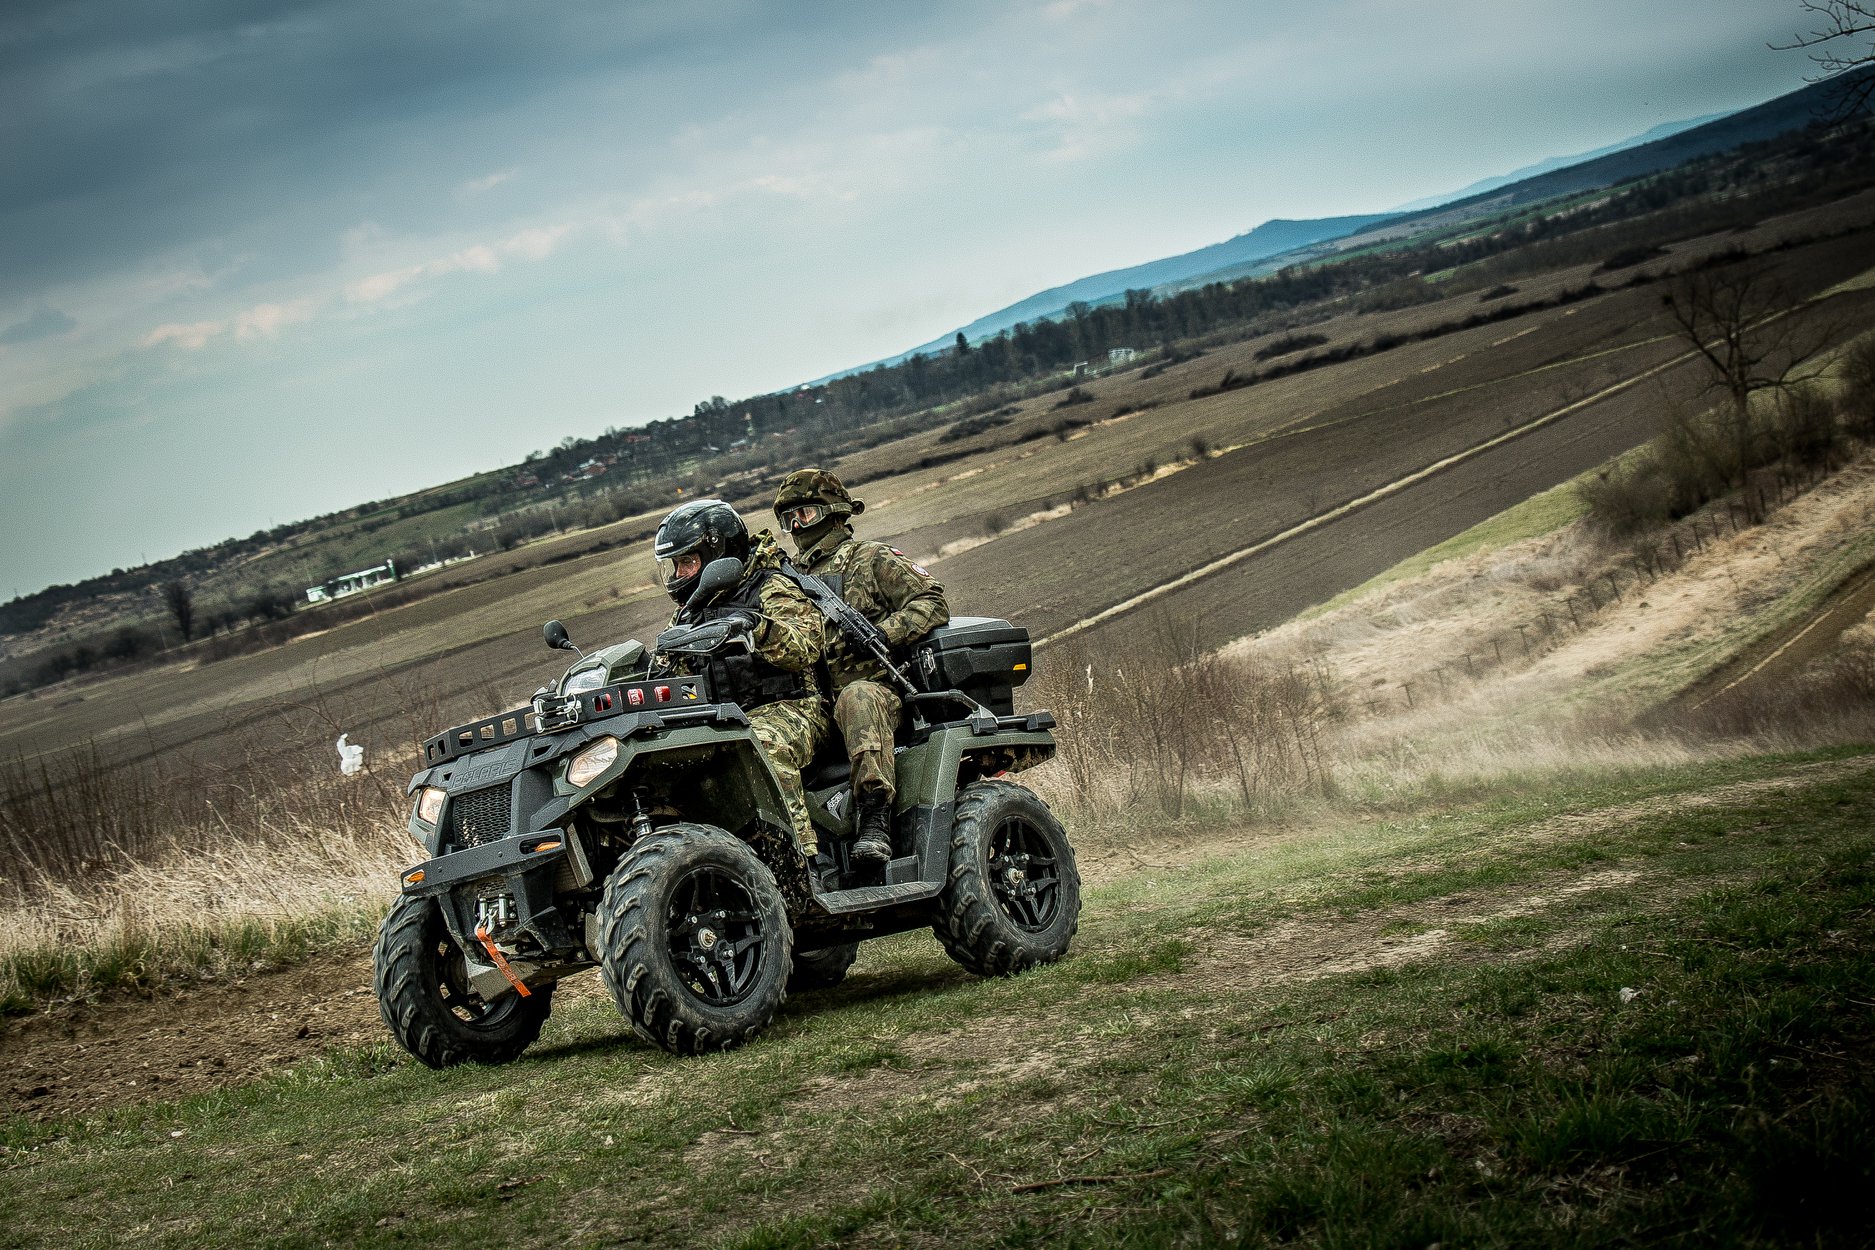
left=804, top=757, right=852, bottom=791
left=802, top=729, right=854, bottom=792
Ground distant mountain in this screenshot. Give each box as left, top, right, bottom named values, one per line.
left=857, top=214, right=1393, bottom=372
left=841, top=70, right=1867, bottom=382
left=1387, top=111, right=1735, bottom=214
left=1348, top=69, right=1872, bottom=242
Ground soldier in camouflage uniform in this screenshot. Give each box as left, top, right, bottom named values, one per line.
left=772, top=469, right=948, bottom=865
left=651, top=499, right=830, bottom=857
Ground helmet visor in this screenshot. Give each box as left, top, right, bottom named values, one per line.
left=780, top=503, right=827, bottom=532
left=656, top=551, right=704, bottom=589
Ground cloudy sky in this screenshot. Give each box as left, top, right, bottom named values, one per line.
left=0, top=0, right=1825, bottom=596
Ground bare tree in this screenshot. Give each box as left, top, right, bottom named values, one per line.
left=163, top=579, right=195, bottom=643
left=1777, top=2, right=1875, bottom=117
left=1659, top=262, right=1833, bottom=490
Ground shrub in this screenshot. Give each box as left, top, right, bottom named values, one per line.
left=1838, top=337, right=1875, bottom=439
left=1254, top=332, right=1329, bottom=361
left=1578, top=461, right=1674, bottom=537
left=1598, top=244, right=1668, bottom=272
left=938, top=412, right=1012, bottom=444
left=1769, top=383, right=1840, bottom=469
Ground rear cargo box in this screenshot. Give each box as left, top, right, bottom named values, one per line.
left=911, top=616, right=1032, bottom=717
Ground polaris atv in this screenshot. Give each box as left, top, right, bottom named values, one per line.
left=374, top=557, right=1079, bottom=1065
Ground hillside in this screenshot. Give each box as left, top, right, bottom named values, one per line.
left=6, top=101, right=1873, bottom=693
left=1354, top=66, right=1875, bottom=240
left=6, top=371, right=1875, bottom=1245
left=877, top=212, right=1397, bottom=362
left=857, top=70, right=1871, bottom=376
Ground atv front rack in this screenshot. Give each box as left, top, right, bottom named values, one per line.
left=421, top=674, right=713, bottom=765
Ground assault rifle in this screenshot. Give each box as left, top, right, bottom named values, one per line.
left=779, top=565, right=920, bottom=699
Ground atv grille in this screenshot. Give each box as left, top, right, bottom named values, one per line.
left=445, top=784, right=512, bottom=848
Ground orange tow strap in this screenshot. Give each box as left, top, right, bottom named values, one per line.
left=475, top=923, right=533, bottom=997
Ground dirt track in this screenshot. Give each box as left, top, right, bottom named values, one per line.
left=1686, top=553, right=1875, bottom=706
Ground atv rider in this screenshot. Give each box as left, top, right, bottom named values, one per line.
left=651, top=499, right=831, bottom=858
left=772, top=469, right=948, bottom=866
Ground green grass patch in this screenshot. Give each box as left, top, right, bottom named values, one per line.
left=1303, top=476, right=1588, bottom=620
left=4, top=752, right=1873, bottom=1247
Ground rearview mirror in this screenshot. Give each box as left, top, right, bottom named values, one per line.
left=543, top=619, right=573, bottom=651
left=692, top=557, right=743, bottom=607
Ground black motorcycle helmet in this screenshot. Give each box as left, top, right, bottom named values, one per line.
left=653, top=498, right=750, bottom=604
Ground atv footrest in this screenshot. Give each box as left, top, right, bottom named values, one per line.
left=814, top=880, right=940, bottom=915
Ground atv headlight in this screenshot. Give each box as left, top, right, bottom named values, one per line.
left=566, top=736, right=621, bottom=788
left=415, top=786, right=447, bottom=826
left=563, top=667, right=606, bottom=695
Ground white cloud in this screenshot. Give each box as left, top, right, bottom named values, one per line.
left=1022, top=89, right=1158, bottom=162
left=1042, top=0, right=1114, bottom=19
left=750, top=172, right=857, bottom=203
left=233, top=299, right=315, bottom=342
left=141, top=297, right=317, bottom=350
left=460, top=168, right=518, bottom=196
left=141, top=319, right=224, bottom=350
left=345, top=224, right=575, bottom=305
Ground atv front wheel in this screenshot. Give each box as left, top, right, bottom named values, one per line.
left=596, top=823, right=792, bottom=1055
left=933, top=780, right=1081, bottom=976
left=374, top=895, right=555, bottom=1068
left=787, top=941, right=860, bottom=993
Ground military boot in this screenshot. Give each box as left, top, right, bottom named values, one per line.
left=851, top=789, right=894, bottom=865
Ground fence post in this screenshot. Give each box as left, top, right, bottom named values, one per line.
left=1402, top=682, right=1415, bottom=710
left=1566, top=599, right=1580, bottom=628
left=1606, top=573, right=1622, bottom=601
left=1516, top=623, right=1531, bottom=656
left=1491, top=636, right=1503, bottom=664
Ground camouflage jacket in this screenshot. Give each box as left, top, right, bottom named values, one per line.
left=660, top=532, right=825, bottom=691
left=796, top=524, right=948, bottom=689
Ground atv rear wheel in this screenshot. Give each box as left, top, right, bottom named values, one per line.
left=596, top=823, right=792, bottom=1055
left=373, top=894, right=555, bottom=1068
left=933, top=780, right=1081, bottom=977
left=787, top=941, right=860, bottom=993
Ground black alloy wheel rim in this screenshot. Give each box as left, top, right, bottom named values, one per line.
left=666, top=864, right=769, bottom=1006
left=986, top=815, right=1062, bottom=932
left=434, top=937, right=518, bottom=1026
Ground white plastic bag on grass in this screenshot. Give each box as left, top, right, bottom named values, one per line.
left=336, top=734, right=365, bottom=776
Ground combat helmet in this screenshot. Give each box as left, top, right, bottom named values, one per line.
left=772, top=467, right=864, bottom=537
left=653, top=498, right=749, bottom=604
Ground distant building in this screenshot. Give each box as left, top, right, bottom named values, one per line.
left=306, top=559, right=397, bottom=604
left=1108, top=346, right=1141, bottom=364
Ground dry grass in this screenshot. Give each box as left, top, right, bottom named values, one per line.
left=1222, top=444, right=1875, bottom=803
left=0, top=711, right=417, bottom=1010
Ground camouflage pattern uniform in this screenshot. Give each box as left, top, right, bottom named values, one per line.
left=774, top=470, right=948, bottom=802
left=659, top=532, right=830, bottom=855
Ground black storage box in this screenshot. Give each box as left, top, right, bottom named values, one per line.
left=911, top=616, right=1032, bottom=717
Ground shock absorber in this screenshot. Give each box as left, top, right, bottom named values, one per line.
left=628, top=788, right=655, bottom=842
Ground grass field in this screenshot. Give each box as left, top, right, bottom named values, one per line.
left=4, top=750, right=1871, bottom=1248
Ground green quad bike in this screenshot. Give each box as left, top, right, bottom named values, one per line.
left=374, top=557, right=1080, bottom=1065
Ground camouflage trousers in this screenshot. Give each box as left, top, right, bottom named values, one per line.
left=833, top=680, right=902, bottom=800
left=749, top=696, right=831, bottom=857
